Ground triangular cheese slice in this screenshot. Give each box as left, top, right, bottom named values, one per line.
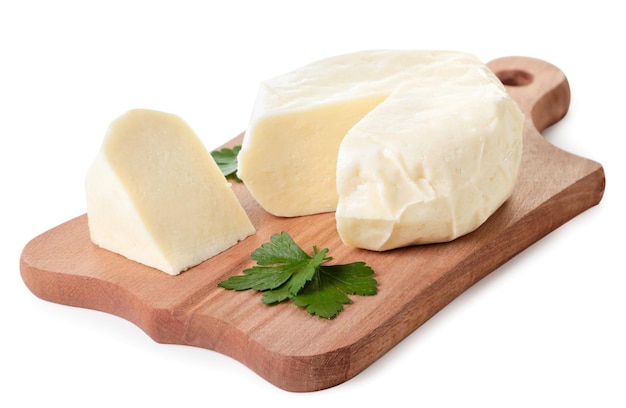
left=85, top=109, right=255, bottom=275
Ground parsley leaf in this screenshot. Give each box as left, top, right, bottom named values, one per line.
left=218, top=232, right=377, bottom=319
left=293, top=263, right=377, bottom=318
left=211, top=145, right=242, bottom=182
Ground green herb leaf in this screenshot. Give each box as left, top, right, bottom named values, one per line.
left=211, top=145, right=242, bottom=182
left=318, top=263, right=379, bottom=296
left=217, top=232, right=377, bottom=319
left=293, top=262, right=377, bottom=318
left=217, top=232, right=327, bottom=295
left=293, top=275, right=352, bottom=319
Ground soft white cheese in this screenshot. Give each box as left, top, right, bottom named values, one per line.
left=85, top=109, right=255, bottom=275
left=238, top=50, right=524, bottom=250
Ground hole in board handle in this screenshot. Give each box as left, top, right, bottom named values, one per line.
left=495, top=69, right=533, bottom=86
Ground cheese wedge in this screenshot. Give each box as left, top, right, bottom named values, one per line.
left=238, top=50, right=523, bottom=250
left=85, top=109, right=255, bottom=275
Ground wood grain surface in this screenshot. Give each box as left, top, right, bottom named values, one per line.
left=20, top=56, right=605, bottom=392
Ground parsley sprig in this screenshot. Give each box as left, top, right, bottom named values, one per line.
left=218, top=232, right=377, bottom=319
left=211, top=145, right=242, bottom=182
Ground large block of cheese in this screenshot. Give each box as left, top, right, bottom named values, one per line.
left=238, top=50, right=524, bottom=250
left=85, top=109, right=255, bottom=275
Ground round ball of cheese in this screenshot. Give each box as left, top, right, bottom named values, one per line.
left=335, top=83, right=523, bottom=250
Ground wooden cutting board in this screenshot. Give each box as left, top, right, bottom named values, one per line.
left=20, top=56, right=605, bottom=392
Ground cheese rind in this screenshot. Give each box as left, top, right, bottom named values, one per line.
left=336, top=84, right=523, bottom=250
left=85, top=109, right=255, bottom=275
left=238, top=50, right=524, bottom=250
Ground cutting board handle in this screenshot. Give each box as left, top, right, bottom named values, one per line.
left=488, top=56, right=570, bottom=133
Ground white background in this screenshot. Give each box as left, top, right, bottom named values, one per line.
left=2, top=1, right=624, bottom=406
